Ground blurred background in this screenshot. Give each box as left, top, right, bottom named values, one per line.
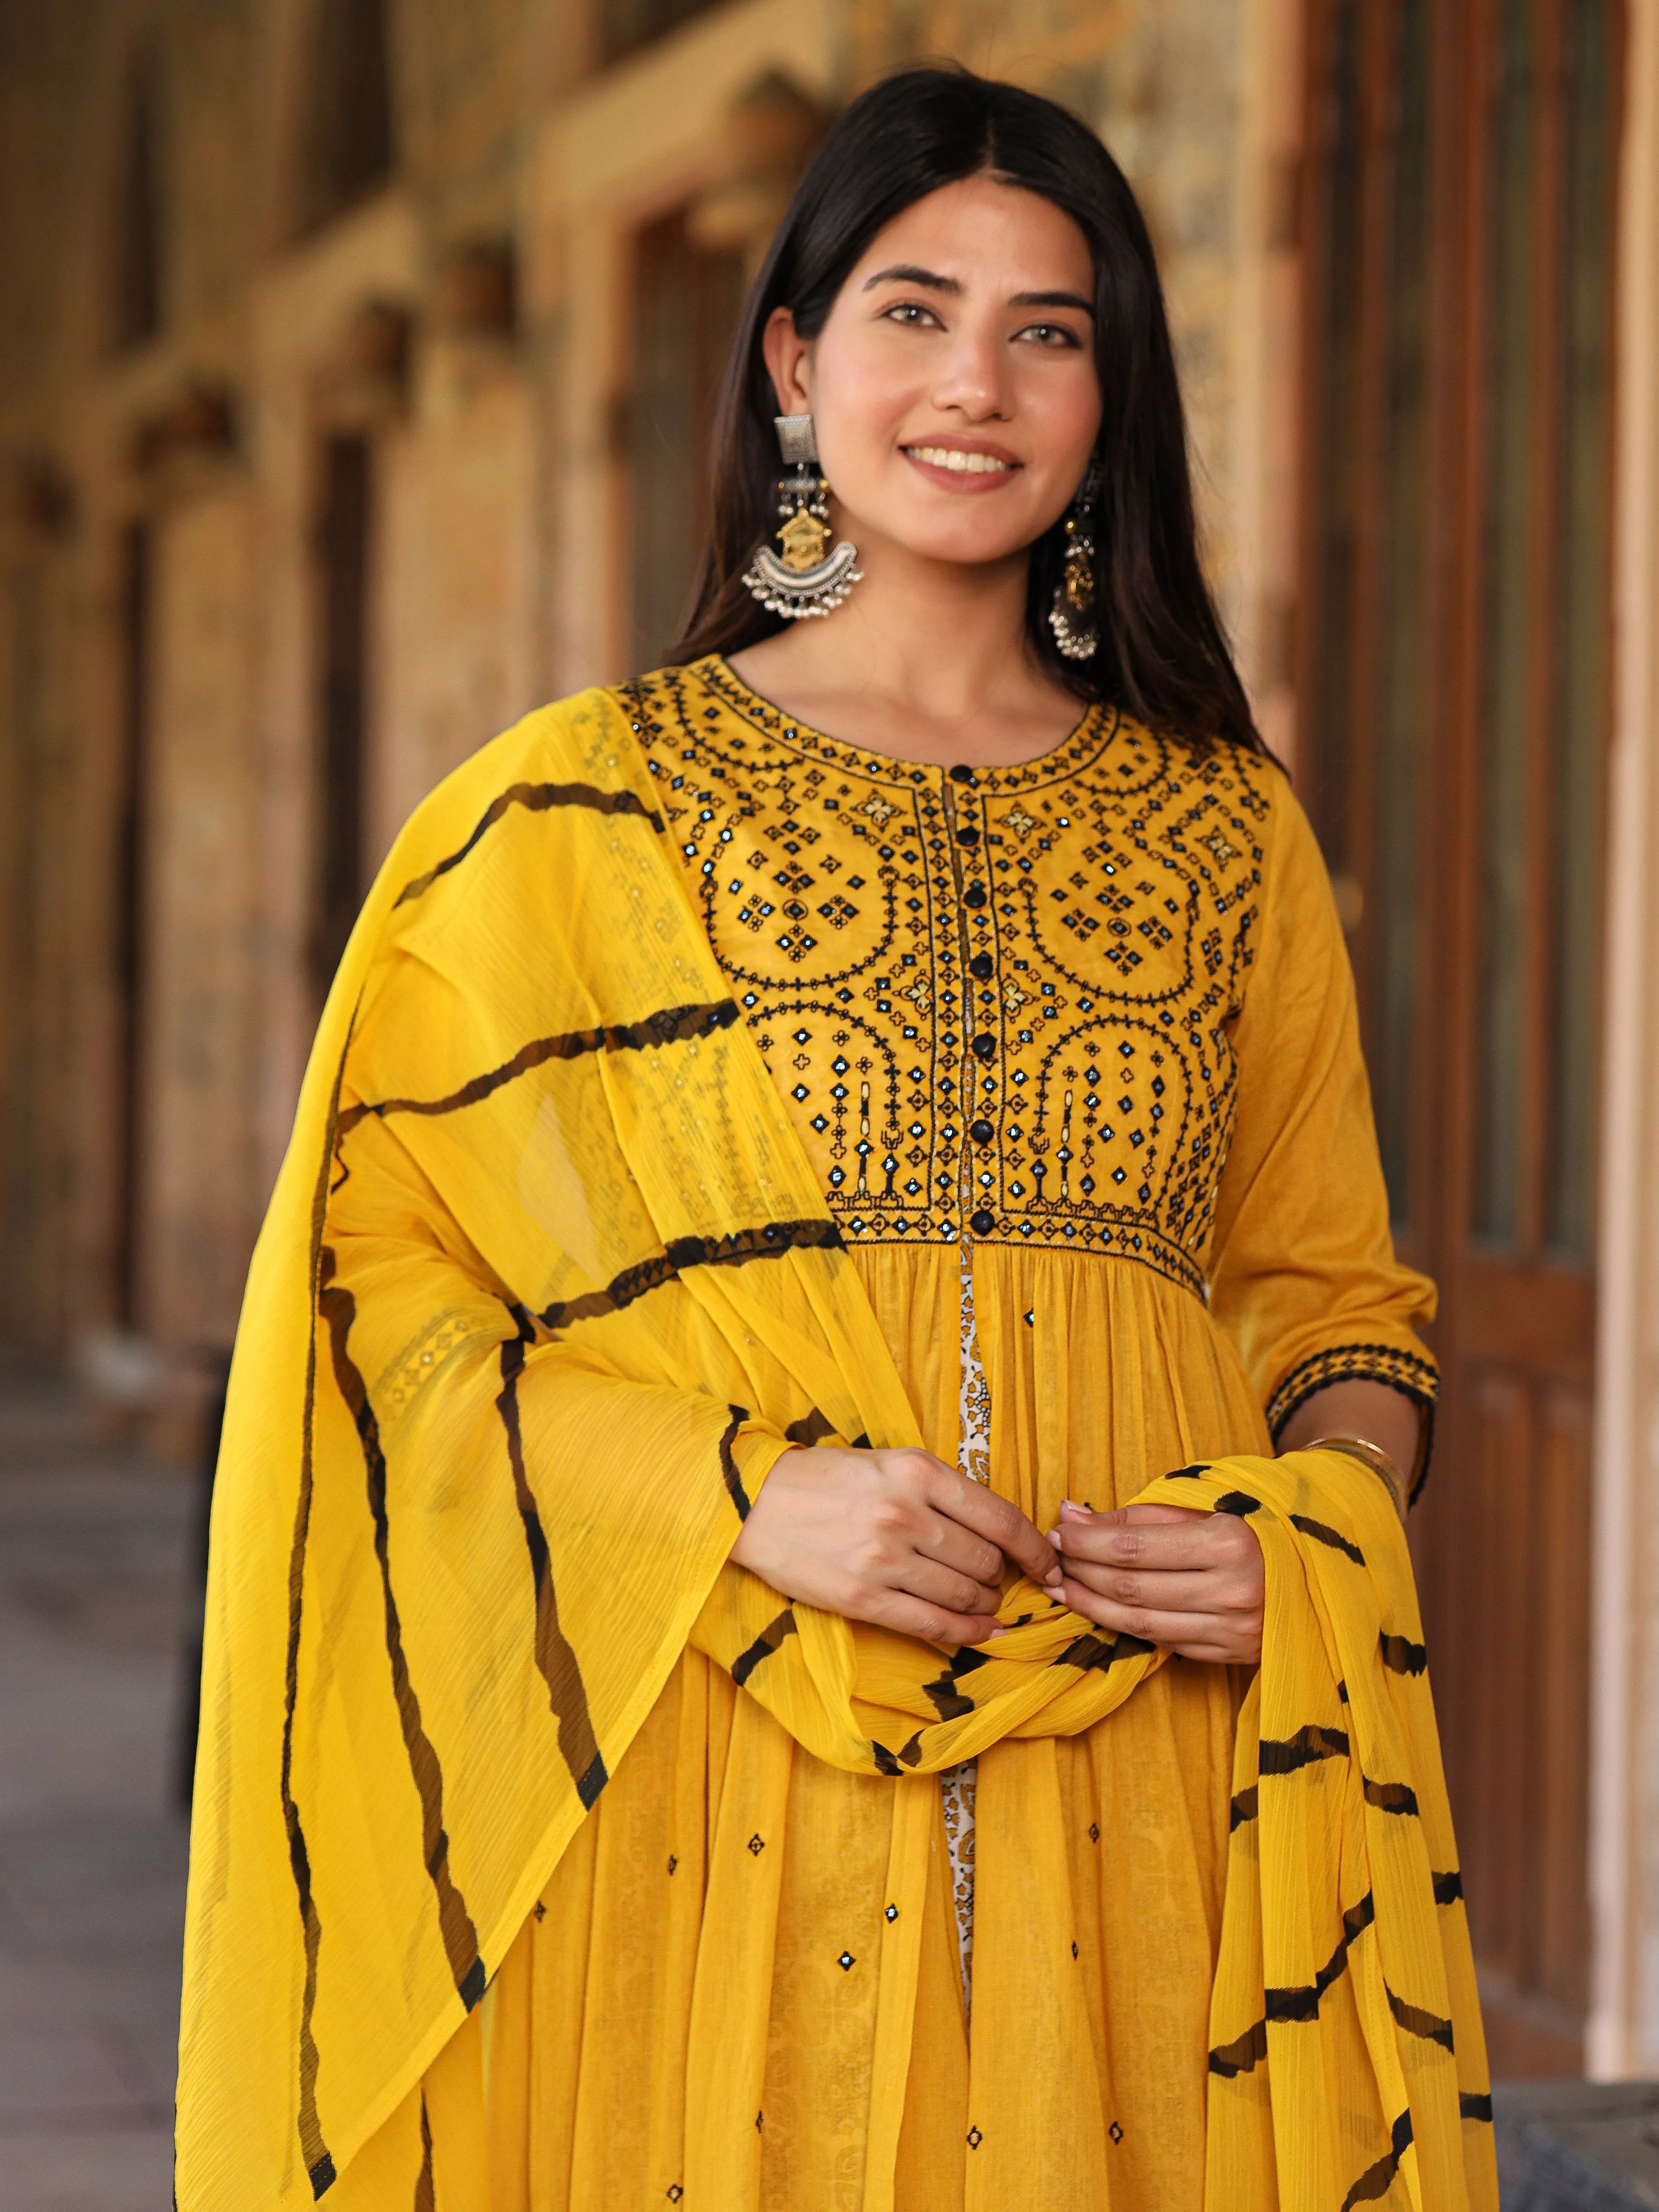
left=3, top=0, right=1659, bottom=2202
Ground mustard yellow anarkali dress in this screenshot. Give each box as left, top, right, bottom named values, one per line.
left=176, top=659, right=1495, bottom=2212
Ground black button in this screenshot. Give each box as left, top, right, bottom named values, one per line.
left=955, top=825, right=980, bottom=847
left=949, top=763, right=977, bottom=783
left=969, top=1119, right=994, bottom=1145
left=970, top=1209, right=996, bottom=1236
left=971, top=1033, right=997, bottom=1062
left=969, top=953, right=993, bottom=980
left=964, top=883, right=987, bottom=908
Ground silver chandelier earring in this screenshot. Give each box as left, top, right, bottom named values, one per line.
left=1048, top=466, right=1100, bottom=661
left=742, top=414, right=863, bottom=618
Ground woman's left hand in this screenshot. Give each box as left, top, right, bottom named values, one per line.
left=1047, top=1500, right=1264, bottom=1664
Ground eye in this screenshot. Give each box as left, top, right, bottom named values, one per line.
left=1016, top=320, right=1086, bottom=349
left=881, top=300, right=945, bottom=329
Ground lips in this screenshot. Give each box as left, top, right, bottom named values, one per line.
left=902, top=444, right=1018, bottom=474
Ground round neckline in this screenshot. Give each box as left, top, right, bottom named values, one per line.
left=705, top=654, right=1117, bottom=789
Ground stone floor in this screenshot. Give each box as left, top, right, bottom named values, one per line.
left=0, top=1359, right=198, bottom=2212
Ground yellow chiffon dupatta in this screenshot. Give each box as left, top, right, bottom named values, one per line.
left=176, top=689, right=1496, bottom=2212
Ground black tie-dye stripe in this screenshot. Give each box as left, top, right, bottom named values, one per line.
left=319, top=1254, right=486, bottom=2011
left=1363, top=1776, right=1420, bottom=1816
left=1258, top=1723, right=1350, bottom=1774
left=394, top=780, right=665, bottom=907
left=496, top=1326, right=607, bottom=1809
left=1379, top=1630, right=1428, bottom=1675
left=731, top=1608, right=799, bottom=1688
left=1055, top=1629, right=1158, bottom=1673
left=1387, top=1985, right=1454, bottom=2050
left=337, top=1001, right=739, bottom=1137
left=537, top=1219, right=844, bottom=1336
left=1208, top=2019, right=1268, bottom=2078
left=718, top=1406, right=754, bottom=1519
left=1339, top=2108, right=1413, bottom=2210
left=1262, top=1891, right=1375, bottom=2024
left=921, top=1646, right=992, bottom=1721
left=1291, top=1513, right=1365, bottom=1565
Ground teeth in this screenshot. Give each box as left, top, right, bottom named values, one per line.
left=907, top=445, right=1013, bottom=474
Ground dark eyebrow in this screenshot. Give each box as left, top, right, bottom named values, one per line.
left=861, top=266, right=1093, bottom=317
left=862, top=263, right=960, bottom=294
left=1009, top=290, right=1094, bottom=314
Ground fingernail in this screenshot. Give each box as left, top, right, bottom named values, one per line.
left=1061, top=1499, right=1091, bottom=1518
left=988, top=1624, right=1007, bottom=1639
left=1046, top=1528, right=1062, bottom=1546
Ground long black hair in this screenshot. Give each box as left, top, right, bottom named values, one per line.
left=670, top=66, right=1264, bottom=755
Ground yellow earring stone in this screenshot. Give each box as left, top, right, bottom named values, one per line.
left=777, top=503, right=832, bottom=573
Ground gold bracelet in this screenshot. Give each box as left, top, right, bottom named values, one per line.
left=1303, top=1433, right=1409, bottom=1523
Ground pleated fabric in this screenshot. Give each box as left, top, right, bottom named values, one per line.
left=176, top=689, right=1495, bottom=2212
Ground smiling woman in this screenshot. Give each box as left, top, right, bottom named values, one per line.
left=676, top=71, right=1259, bottom=763
left=177, top=66, right=1494, bottom=2212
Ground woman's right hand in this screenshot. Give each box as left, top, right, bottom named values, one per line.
left=729, top=1444, right=1062, bottom=1645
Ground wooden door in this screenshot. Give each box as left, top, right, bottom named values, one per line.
left=627, top=208, right=745, bottom=672
left=1300, top=0, right=1621, bottom=2075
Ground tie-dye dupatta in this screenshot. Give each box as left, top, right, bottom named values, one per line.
left=175, top=688, right=1495, bottom=2212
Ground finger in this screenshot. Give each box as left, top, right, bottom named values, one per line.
left=900, top=1556, right=1003, bottom=1616
left=1057, top=1561, right=1256, bottom=1612
left=1161, top=1637, right=1258, bottom=1664
left=1057, top=1506, right=1253, bottom=1572
left=917, top=1515, right=1006, bottom=1588
left=939, top=1477, right=1061, bottom=1585
left=1054, top=1576, right=1255, bottom=1652
left=1056, top=1501, right=1210, bottom=1529
left=869, top=1588, right=1006, bottom=1646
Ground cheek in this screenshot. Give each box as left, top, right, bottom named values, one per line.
left=809, top=333, right=923, bottom=467
left=1020, top=361, right=1102, bottom=466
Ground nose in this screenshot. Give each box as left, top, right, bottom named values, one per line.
left=929, top=315, right=1012, bottom=423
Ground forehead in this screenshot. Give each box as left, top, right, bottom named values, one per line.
left=849, top=174, right=1093, bottom=296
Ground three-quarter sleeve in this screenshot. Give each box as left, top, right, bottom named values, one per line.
left=1205, top=777, right=1438, bottom=1488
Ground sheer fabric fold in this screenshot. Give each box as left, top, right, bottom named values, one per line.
left=176, top=691, right=1494, bottom=2212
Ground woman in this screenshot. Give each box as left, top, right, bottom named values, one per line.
left=177, top=68, right=1496, bottom=2212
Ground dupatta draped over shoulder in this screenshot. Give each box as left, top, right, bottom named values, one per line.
left=176, top=688, right=1496, bottom=2212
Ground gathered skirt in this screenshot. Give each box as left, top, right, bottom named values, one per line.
left=330, top=1243, right=1267, bottom=2212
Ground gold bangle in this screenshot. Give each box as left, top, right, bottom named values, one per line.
left=1303, top=1433, right=1408, bottom=1523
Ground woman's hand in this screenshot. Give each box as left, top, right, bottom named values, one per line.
left=730, top=1445, right=1062, bottom=1645
left=1047, top=1500, right=1264, bottom=1664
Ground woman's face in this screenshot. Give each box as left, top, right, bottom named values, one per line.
left=765, top=175, right=1102, bottom=573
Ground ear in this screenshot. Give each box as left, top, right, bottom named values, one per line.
left=760, top=305, right=813, bottom=417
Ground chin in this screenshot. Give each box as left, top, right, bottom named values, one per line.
left=880, top=516, right=1042, bottom=569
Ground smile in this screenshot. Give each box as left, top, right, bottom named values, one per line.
left=902, top=445, right=1018, bottom=474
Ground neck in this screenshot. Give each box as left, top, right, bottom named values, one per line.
left=727, top=533, right=1082, bottom=768
left=820, top=538, right=1035, bottom=719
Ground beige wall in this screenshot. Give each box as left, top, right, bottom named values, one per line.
left=143, top=487, right=263, bottom=1346
left=0, top=0, right=1298, bottom=1375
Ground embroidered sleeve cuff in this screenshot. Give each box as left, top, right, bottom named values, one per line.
left=1265, top=1342, right=1440, bottom=1504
